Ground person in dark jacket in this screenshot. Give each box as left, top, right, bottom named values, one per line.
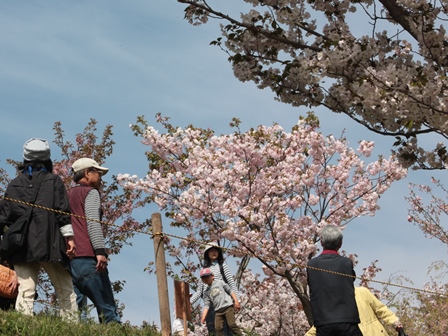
left=68, top=158, right=120, bottom=324
left=307, top=225, right=362, bottom=336
left=0, top=138, right=78, bottom=321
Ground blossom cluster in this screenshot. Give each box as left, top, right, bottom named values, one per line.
left=178, top=0, right=448, bottom=169
left=406, top=178, right=448, bottom=245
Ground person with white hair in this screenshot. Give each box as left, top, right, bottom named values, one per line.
left=307, top=225, right=362, bottom=336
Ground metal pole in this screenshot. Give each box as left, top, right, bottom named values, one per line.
left=152, top=212, right=171, bottom=335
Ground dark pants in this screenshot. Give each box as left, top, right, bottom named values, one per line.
left=215, top=306, right=242, bottom=336
left=317, top=323, right=363, bottom=336
left=71, top=257, right=120, bottom=324
left=206, top=302, right=232, bottom=335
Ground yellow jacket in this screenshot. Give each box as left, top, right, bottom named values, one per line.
left=306, top=286, right=399, bottom=336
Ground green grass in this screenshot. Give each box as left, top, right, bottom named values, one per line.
left=0, top=310, right=161, bottom=336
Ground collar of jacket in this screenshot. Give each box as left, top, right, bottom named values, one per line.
left=321, top=250, right=339, bottom=255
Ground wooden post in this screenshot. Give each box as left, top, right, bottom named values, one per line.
left=181, top=282, right=188, bottom=336
left=174, top=280, right=191, bottom=336
left=152, top=212, right=171, bottom=335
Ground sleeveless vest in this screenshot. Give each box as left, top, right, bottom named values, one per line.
left=68, top=184, right=96, bottom=257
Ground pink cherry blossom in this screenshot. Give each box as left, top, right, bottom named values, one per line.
left=177, top=0, right=448, bottom=170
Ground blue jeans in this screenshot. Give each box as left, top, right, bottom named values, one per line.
left=77, top=292, right=89, bottom=322
left=70, top=257, right=120, bottom=324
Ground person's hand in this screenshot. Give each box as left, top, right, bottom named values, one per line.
left=395, top=321, right=406, bottom=336
left=96, top=254, right=108, bottom=272
left=201, top=316, right=206, bottom=324
left=394, top=320, right=403, bottom=330
left=66, top=237, right=76, bottom=259
left=234, top=300, right=241, bottom=312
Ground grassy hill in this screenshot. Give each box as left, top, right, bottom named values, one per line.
left=0, top=310, right=161, bottom=336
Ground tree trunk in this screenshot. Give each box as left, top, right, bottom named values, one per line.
left=284, top=270, right=313, bottom=327
left=234, top=254, right=251, bottom=289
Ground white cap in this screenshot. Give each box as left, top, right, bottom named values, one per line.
left=72, top=158, right=109, bottom=175
left=23, top=138, right=51, bottom=161
left=204, top=241, right=222, bottom=254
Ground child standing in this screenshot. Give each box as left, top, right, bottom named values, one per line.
left=199, top=268, right=242, bottom=336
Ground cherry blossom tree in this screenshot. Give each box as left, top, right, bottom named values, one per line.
left=118, top=113, right=407, bottom=327
left=176, top=0, right=448, bottom=169
left=407, top=177, right=448, bottom=246
left=397, top=149, right=448, bottom=334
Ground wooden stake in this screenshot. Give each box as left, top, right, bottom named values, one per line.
left=174, top=280, right=191, bottom=335
left=152, top=212, right=171, bottom=335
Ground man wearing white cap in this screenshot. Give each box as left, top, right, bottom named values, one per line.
left=68, top=158, right=120, bottom=323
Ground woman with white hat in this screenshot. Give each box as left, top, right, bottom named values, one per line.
left=190, top=242, right=239, bottom=335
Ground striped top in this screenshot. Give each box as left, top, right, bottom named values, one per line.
left=84, top=189, right=106, bottom=252
left=190, top=261, right=238, bottom=304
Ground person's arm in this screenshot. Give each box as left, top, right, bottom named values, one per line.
left=190, top=282, right=204, bottom=305
left=222, top=263, right=239, bottom=299
left=364, top=287, right=401, bottom=327
left=65, top=236, right=76, bottom=259
left=54, top=176, right=75, bottom=257
left=305, top=326, right=317, bottom=336
left=230, top=292, right=240, bottom=312
left=54, top=175, right=72, bottom=232
left=223, top=282, right=241, bottom=312
left=84, top=190, right=108, bottom=272
left=200, top=291, right=211, bottom=323
left=201, top=307, right=209, bottom=324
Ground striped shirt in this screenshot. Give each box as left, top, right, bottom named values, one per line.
left=84, top=189, right=106, bottom=252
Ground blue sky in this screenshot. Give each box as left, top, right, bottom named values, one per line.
left=0, top=0, right=446, bottom=328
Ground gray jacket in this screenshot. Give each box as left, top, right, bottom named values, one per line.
left=203, top=279, right=234, bottom=312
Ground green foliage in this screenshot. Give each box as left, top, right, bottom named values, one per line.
left=0, top=310, right=161, bottom=336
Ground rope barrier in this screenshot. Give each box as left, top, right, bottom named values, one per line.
left=155, top=231, right=447, bottom=297
left=1, top=195, right=445, bottom=297
left=0, top=195, right=152, bottom=236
